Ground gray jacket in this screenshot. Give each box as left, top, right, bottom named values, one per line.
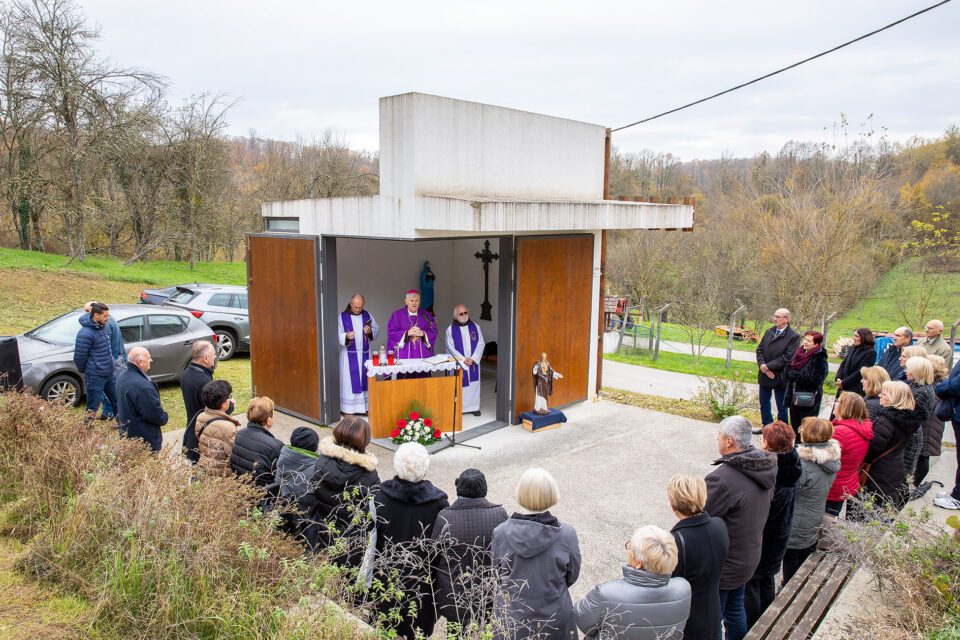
left=491, top=513, right=581, bottom=640
left=274, top=446, right=319, bottom=501
left=575, top=566, right=691, bottom=640
left=788, top=440, right=841, bottom=550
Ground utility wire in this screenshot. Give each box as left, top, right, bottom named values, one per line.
left=611, top=0, right=953, bottom=132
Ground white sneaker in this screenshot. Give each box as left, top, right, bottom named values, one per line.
left=933, top=496, right=960, bottom=510
left=936, top=490, right=953, bottom=499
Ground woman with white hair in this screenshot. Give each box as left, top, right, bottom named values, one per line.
left=491, top=468, right=581, bottom=640
left=373, top=442, right=449, bottom=640
left=576, top=525, right=691, bottom=639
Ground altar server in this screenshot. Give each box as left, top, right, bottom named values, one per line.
left=339, top=294, right=378, bottom=414
left=445, top=304, right=486, bottom=416
left=387, top=290, right=438, bottom=361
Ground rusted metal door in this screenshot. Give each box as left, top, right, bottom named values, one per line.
left=513, top=235, right=594, bottom=417
left=247, top=234, right=322, bottom=422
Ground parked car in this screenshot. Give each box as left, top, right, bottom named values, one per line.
left=162, top=285, right=249, bottom=360
left=16, top=305, right=216, bottom=407
left=139, top=282, right=218, bottom=305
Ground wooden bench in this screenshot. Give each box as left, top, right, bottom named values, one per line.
left=746, top=551, right=855, bottom=640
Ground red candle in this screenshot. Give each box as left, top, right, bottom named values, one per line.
left=372, top=352, right=380, bottom=366
left=387, top=350, right=395, bottom=365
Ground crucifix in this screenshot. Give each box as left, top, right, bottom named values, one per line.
left=474, top=239, right=500, bottom=321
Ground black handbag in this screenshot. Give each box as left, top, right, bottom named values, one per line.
left=935, top=398, right=955, bottom=422
left=792, top=382, right=816, bottom=408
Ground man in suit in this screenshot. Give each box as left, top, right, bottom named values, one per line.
left=755, top=308, right=801, bottom=425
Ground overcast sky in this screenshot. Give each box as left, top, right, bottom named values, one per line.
left=79, top=0, right=959, bottom=160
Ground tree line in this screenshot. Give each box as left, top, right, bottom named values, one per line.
left=0, top=0, right=377, bottom=265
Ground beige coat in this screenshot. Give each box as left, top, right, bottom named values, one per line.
left=196, top=409, right=241, bottom=476
left=921, top=336, right=953, bottom=361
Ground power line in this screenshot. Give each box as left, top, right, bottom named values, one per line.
left=611, top=0, right=953, bottom=132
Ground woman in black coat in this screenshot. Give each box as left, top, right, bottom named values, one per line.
left=374, top=442, right=449, bottom=640
left=745, top=421, right=801, bottom=627
left=304, top=416, right=380, bottom=564
left=834, top=328, right=876, bottom=397
left=785, top=331, right=830, bottom=434
left=668, top=474, right=729, bottom=640
left=862, top=381, right=919, bottom=512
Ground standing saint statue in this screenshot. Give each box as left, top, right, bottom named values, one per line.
left=420, top=261, right=436, bottom=315
left=339, top=294, right=378, bottom=415
left=532, top=352, right=563, bottom=415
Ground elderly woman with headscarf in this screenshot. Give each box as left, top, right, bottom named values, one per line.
left=373, top=442, right=449, bottom=640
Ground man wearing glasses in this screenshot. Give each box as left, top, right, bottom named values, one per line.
left=755, top=309, right=801, bottom=425
left=879, top=326, right=912, bottom=382
left=445, top=304, right=486, bottom=416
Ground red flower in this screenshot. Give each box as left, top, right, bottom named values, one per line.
left=391, top=428, right=401, bottom=438
left=424, top=418, right=433, bottom=427
left=433, top=429, right=442, bottom=439
left=409, top=412, right=420, bottom=420
left=396, top=419, right=406, bottom=427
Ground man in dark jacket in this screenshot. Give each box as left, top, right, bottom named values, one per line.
left=74, top=302, right=120, bottom=420
left=116, top=347, right=169, bottom=452
left=230, top=396, right=283, bottom=487
left=180, top=341, right=221, bottom=463
left=756, top=308, right=801, bottom=425
left=704, top=415, right=777, bottom=640
left=878, top=326, right=912, bottom=382
left=431, top=468, right=508, bottom=629
left=83, top=301, right=125, bottom=418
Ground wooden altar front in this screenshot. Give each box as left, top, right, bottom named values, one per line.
left=367, top=369, right=463, bottom=439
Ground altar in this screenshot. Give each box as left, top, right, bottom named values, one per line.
left=365, top=358, right=463, bottom=439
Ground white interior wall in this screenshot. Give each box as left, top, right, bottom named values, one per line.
left=335, top=238, right=500, bottom=353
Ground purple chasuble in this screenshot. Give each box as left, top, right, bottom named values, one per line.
left=386, top=308, right=438, bottom=360
left=341, top=310, right=371, bottom=393
left=450, top=320, right=480, bottom=387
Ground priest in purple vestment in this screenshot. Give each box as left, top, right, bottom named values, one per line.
left=387, top=290, right=439, bottom=371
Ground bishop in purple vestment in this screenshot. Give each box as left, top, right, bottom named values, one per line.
left=387, top=290, right=438, bottom=365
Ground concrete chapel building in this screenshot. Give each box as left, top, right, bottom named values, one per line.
left=248, top=93, right=694, bottom=439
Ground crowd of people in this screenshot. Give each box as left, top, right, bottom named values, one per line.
left=69, top=300, right=960, bottom=639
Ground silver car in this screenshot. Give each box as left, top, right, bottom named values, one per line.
left=164, top=285, right=248, bottom=360
left=17, top=305, right=216, bottom=406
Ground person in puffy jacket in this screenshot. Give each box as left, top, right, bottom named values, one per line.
left=275, top=427, right=320, bottom=501
left=903, top=355, right=936, bottom=481
left=492, top=468, right=581, bottom=640
left=783, top=418, right=840, bottom=582
left=827, top=392, right=874, bottom=517
left=230, top=397, right=283, bottom=487
left=576, top=525, right=691, bottom=640
left=304, top=416, right=380, bottom=564
left=196, top=380, right=240, bottom=477
left=834, top=328, right=876, bottom=397
left=863, top=381, right=918, bottom=512
left=745, top=420, right=801, bottom=627
left=73, top=303, right=119, bottom=420
left=82, top=300, right=125, bottom=416
left=861, top=366, right=890, bottom=422
left=915, top=355, right=949, bottom=490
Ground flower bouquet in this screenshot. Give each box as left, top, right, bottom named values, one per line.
left=390, top=411, right=442, bottom=446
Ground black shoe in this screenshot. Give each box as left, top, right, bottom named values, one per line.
left=751, top=429, right=762, bottom=435
left=472, top=411, right=481, bottom=417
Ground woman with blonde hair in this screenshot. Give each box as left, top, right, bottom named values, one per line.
left=914, top=354, right=950, bottom=492
left=667, top=475, right=728, bottom=640
left=827, top=392, right=873, bottom=516
left=783, top=417, right=840, bottom=581
left=862, top=381, right=918, bottom=511
left=903, top=356, right=937, bottom=482
left=492, top=468, right=581, bottom=639
left=860, top=366, right=891, bottom=421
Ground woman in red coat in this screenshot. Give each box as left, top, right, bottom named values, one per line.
left=827, top=392, right=874, bottom=516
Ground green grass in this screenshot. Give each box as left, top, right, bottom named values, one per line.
left=157, top=357, right=251, bottom=432
left=0, top=247, right=246, bottom=286
left=606, top=348, right=838, bottom=396
left=831, top=260, right=960, bottom=338
left=602, top=387, right=763, bottom=425
left=611, top=320, right=764, bottom=353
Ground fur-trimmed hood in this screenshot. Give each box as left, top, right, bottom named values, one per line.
left=796, top=439, right=842, bottom=474
left=379, top=477, right=448, bottom=505
left=318, top=436, right=377, bottom=471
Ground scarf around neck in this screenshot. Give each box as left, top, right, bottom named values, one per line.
left=790, top=343, right=821, bottom=370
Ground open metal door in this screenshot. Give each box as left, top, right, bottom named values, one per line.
left=513, top=235, right=594, bottom=417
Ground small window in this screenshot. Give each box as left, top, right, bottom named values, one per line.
left=208, top=293, right=233, bottom=307
left=266, top=217, right=299, bottom=233
left=117, top=316, right=145, bottom=343
left=232, top=294, right=248, bottom=310
left=167, top=289, right=197, bottom=304
left=149, top=315, right=187, bottom=339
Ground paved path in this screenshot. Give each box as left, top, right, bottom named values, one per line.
left=602, top=359, right=735, bottom=400
left=604, top=332, right=840, bottom=372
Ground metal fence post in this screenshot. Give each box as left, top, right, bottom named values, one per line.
left=822, top=311, right=838, bottom=350
left=726, top=299, right=746, bottom=369
left=653, top=303, right=671, bottom=362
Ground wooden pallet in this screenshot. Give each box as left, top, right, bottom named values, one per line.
left=746, top=552, right=855, bottom=640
